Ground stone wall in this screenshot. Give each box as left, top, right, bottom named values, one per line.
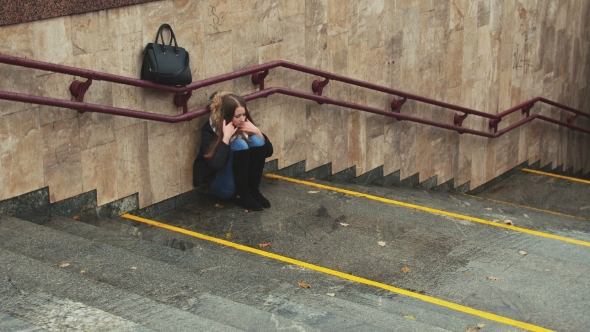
left=1, top=0, right=589, bottom=208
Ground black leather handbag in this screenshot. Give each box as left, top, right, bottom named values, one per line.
left=141, top=24, right=192, bottom=86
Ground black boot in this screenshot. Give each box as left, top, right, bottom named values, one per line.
left=248, top=145, right=271, bottom=208
left=232, top=149, right=263, bottom=211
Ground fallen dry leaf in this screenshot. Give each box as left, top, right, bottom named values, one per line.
left=404, top=315, right=416, bottom=320
left=378, top=241, right=386, bottom=247
left=258, top=243, right=271, bottom=248
left=504, top=220, right=514, bottom=226
left=548, top=179, right=555, bottom=184
left=226, top=232, right=232, bottom=238
left=244, top=209, right=251, bottom=213
left=402, top=267, right=411, bottom=274
left=72, top=215, right=80, bottom=220
left=298, top=281, right=311, bottom=289
left=308, top=191, right=320, bottom=194
left=486, top=276, right=501, bottom=281
left=59, top=263, right=70, bottom=268
left=309, top=178, right=316, bottom=181
left=131, top=266, right=137, bottom=270
left=465, top=273, right=473, bottom=277
left=326, top=293, right=335, bottom=297
left=484, top=207, right=493, bottom=211
left=477, top=323, right=486, bottom=328
left=339, top=222, right=349, bottom=227
left=518, top=250, right=527, bottom=256
left=464, top=326, right=479, bottom=332
left=215, top=203, right=224, bottom=209
left=80, top=270, right=85, bottom=274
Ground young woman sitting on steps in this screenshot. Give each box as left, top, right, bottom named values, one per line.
left=193, top=91, right=273, bottom=211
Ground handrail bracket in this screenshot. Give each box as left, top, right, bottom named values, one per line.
left=454, top=113, right=468, bottom=127
left=489, top=118, right=501, bottom=133
left=69, top=78, right=93, bottom=113
left=312, top=78, right=329, bottom=104
left=174, top=91, right=193, bottom=114
left=252, top=70, right=269, bottom=91
left=390, top=97, right=407, bottom=120
left=521, top=103, right=534, bottom=117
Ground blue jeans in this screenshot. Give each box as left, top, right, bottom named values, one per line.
left=210, top=136, right=265, bottom=199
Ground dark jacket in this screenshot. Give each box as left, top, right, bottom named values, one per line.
left=193, top=121, right=273, bottom=187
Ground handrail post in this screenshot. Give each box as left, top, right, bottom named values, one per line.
left=521, top=103, right=534, bottom=117
left=454, top=113, right=468, bottom=134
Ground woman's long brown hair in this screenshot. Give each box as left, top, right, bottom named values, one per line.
left=204, top=93, right=255, bottom=159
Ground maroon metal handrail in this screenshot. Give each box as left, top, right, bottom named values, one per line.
left=0, top=53, right=589, bottom=137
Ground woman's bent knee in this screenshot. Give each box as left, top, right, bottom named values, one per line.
left=249, top=135, right=265, bottom=148
left=231, top=138, right=249, bottom=151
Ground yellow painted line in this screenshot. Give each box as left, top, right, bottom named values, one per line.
left=523, top=168, right=590, bottom=185
left=265, top=174, right=590, bottom=248
left=462, top=194, right=589, bottom=221
left=121, top=213, right=552, bottom=332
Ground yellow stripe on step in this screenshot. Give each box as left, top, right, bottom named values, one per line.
left=121, top=213, right=554, bottom=332
left=265, top=174, right=590, bottom=248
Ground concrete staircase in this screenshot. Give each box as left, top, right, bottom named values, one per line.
left=1, top=166, right=589, bottom=331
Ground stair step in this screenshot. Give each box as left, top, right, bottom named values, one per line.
left=0, top=311, right=50, bottom=332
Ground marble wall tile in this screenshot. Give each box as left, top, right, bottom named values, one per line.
left=173, top=0, right=205, bottom=24
left=204, top=0, right=232, bottom=35
left=348, top=110, right=366, bottom=176
left=327, top=0, right=347, bottom=36
left=231, top=10, right=259, bottom=73
left=41, top=117, right=80, bottom=168
left=258, top=0, right=283, bottom=46
left=382, top=117, right=401, bottom=176
left=305, top=24, right=328, bottom=70
left=305, top=0, right=327, bottom=27
left=178, top=122, right=199, bottom=192
left=81, top=141, right=117, bottom=205
left=30, top=18, right=73, bottom=66
left=398, top=121, right=416, bottom=181
left=71, top=11, right=109, bottom=55
left=108, top=4, right=142, bottom=36
left=79, top=112, right=116, bottom=151
left=305, top=103, right=331, bottom=171
left=148, top=130, right=181, bottom=203
left=174, top=22, right=206, bottom=81
left=281, top=14, right=305, bottom=64
left=44, top=146, right=83, bottom=203
left=115, top=122, right=152, bottom=208
left=327, top=32, right=348, bottom=76
left=347, top=0, right=367, bottom=46
left=442, top=30, right=464, bottom=89
left=204, top=31, right=233, bottom=77
left=0, top=109, right=44, bottom=200
left=280, top=97, right=307, bottom=169
left=37, top=73, right=79, bottom=126
left=281, top=0, right=305, bottom=17
left=252, top=103, right=283, bottom=164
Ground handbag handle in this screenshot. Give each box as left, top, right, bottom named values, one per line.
left=154, top=23, right=180, bottom=54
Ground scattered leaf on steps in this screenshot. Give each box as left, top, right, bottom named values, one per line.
left=404, top=315, right=416, bottom=320
left=504, top=220, right=513, bottom=225
left=378, top=241, right=386, bottom=247
left=402, top=267, right=411, bottom=274
left=548, top=179, right=555, bottom=184
left=59, top=263, right=70, bottom=268
left=72, top=215, right=80, bottom=220
left=215, top=203, right=224, bottom=209
left=326, top=293, right=335, bottom=297
left=464, top=326, right=479, bottom=332
left=518, top=250, right=527, bottom=256
left=465, top=273, right=473, bottom=277
left=298, top=281, right=311, bottom=289
left=226, top=232, right=232, bottom=238
left=131, top=266, right=137, bottom=270
left=477, top=323, right=486, bottom=328
left=80, top=270, right=86, bottom=274
left=339, top=222, right=349, bottom=226
left=484, top=207, right=493, bottom=211
left=308, top=191, right=320, bottom=194
left=309, top=178, right=316, bottom=181
left=259, top=243, right=271, bottom=248
left=486, top=276, right=500, bottom=281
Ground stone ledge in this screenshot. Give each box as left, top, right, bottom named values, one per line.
left=0, top=0, right=160, bottom=27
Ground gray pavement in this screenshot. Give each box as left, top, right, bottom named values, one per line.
left=0, top=171, right=589, bottom=331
